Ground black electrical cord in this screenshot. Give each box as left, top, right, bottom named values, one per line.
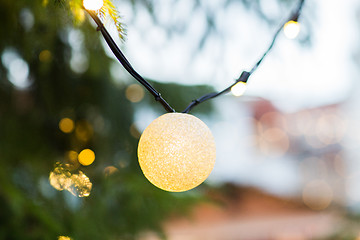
left=86, top=0, right=305, bottom=114
left=183, top=0, right=305, bottom=113
left=86, top=10, right=175, bottom=113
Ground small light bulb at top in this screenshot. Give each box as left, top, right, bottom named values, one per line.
left=283, top=20, right=300, bottom=39
left=83, top=0, right=104, bottom=11
left=231, top=82, right=247, bottom=97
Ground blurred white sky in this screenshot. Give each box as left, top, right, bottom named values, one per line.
left=111, top=0, right=360, bottom=113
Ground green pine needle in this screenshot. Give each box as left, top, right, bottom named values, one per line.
left=69, top=0, right=85, bottom=24
left=49, top=0, right=126, bottom=40
left=100, top=0, right=126, bottom=41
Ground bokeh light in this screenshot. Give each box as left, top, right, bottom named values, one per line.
left=83, top=0, right=103, bottom=11
left=78, top=149, right=95, bottom=166
left=75, top=120, right=93, bottom=142
left=49, top=163, right=92, bottom=197
left=283, top=20, right=300, bottom=39
left=59, top=118, right=75, bottom=133
left=68, top=171, right=92, bottom=197
left=39, top=50, right=52, bottom=62
left=67, top=150, right=78, bottom=162
left=104, top=166, right=119, bottom=177
left=302, top=180, right=333, bottom=210
left=125, top=84, right=145, bottom=103
left=49, top=163, right=72, bottom=191
left=261, top=127, right=289, bottom=156
left=58, top=236, right=72, bottom=240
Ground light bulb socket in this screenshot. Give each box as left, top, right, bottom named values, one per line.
left=289, top=0, right=305, bottom=22
left=236, top=71, right=250, bottom=83
left=290, top=13, right=299, bottom=22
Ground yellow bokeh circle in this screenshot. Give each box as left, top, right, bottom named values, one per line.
left=59, top=118, right=75, bottom=133
left=78, top=149, right=95, bottom=166
left=125, top=84, right=145, bottom=103
left=138, top=113, right=216, bottom=192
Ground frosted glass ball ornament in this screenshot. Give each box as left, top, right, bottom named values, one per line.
left=138, top=113, right=216, bottom=192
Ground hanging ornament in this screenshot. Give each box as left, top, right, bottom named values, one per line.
left=138, top=113, right=216, bottom=192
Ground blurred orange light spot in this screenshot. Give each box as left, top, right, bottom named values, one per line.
left=104, top=166, right=119, bottom=177
left=67, top=150, right=78, bottom=162
left=75, top=120, right=93, bottom=142
left=58, top=236, right=72, bottom=240
left=49, top=162, right=92, bottom=197
left=260, top=128, right=289, bottom=156
left=302, top=180, right=333, bottom=210
left=295, top=110, right=314, bottom=136
left=39, top=50, right=52, bottom=62
left=125, top=84, right=145, bottom=103
left=59, top=118, right=75, bottom=133
left=78, top=149, right=95, bottom=166
left=49, top=162, right=72, bottom=191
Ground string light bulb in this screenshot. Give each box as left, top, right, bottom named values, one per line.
left=283, top=20, right=301, bottom=39
left=231, top=82, right=247, bottom=97
left=138, top=113, right=216, bottom=192
left=83, top=0, right=103, bottom=11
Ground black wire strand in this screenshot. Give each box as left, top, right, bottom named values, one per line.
left=86, top=10, right=175, bottom=113
left=183, top=0, right=305, bottom=113
left=85, top=0, right=305, bottom=114
left=250, top=0, right=305, bottom=75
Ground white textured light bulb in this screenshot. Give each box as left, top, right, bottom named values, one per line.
left=231, top=82, right=247, bottom=97
left=283, top=20, right=300, bottom=39
left=138, top=113, right=216, bottom=192
left=83, top=0, right=103, bottom=11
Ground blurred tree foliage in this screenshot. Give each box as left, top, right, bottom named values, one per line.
left=0, top=0, right=214, bottom=239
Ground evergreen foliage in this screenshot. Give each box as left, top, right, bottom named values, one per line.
left=0, top=0, right=212, bottom=239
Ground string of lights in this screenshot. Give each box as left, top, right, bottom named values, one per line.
left=84, top=0, right=305, bottom=113
left=183, top=0, right=305, bottom=113
left=80, top=0, right=306, bottom=192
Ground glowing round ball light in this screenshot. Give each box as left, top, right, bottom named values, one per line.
left=138, top=113, right=216, bottom=192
